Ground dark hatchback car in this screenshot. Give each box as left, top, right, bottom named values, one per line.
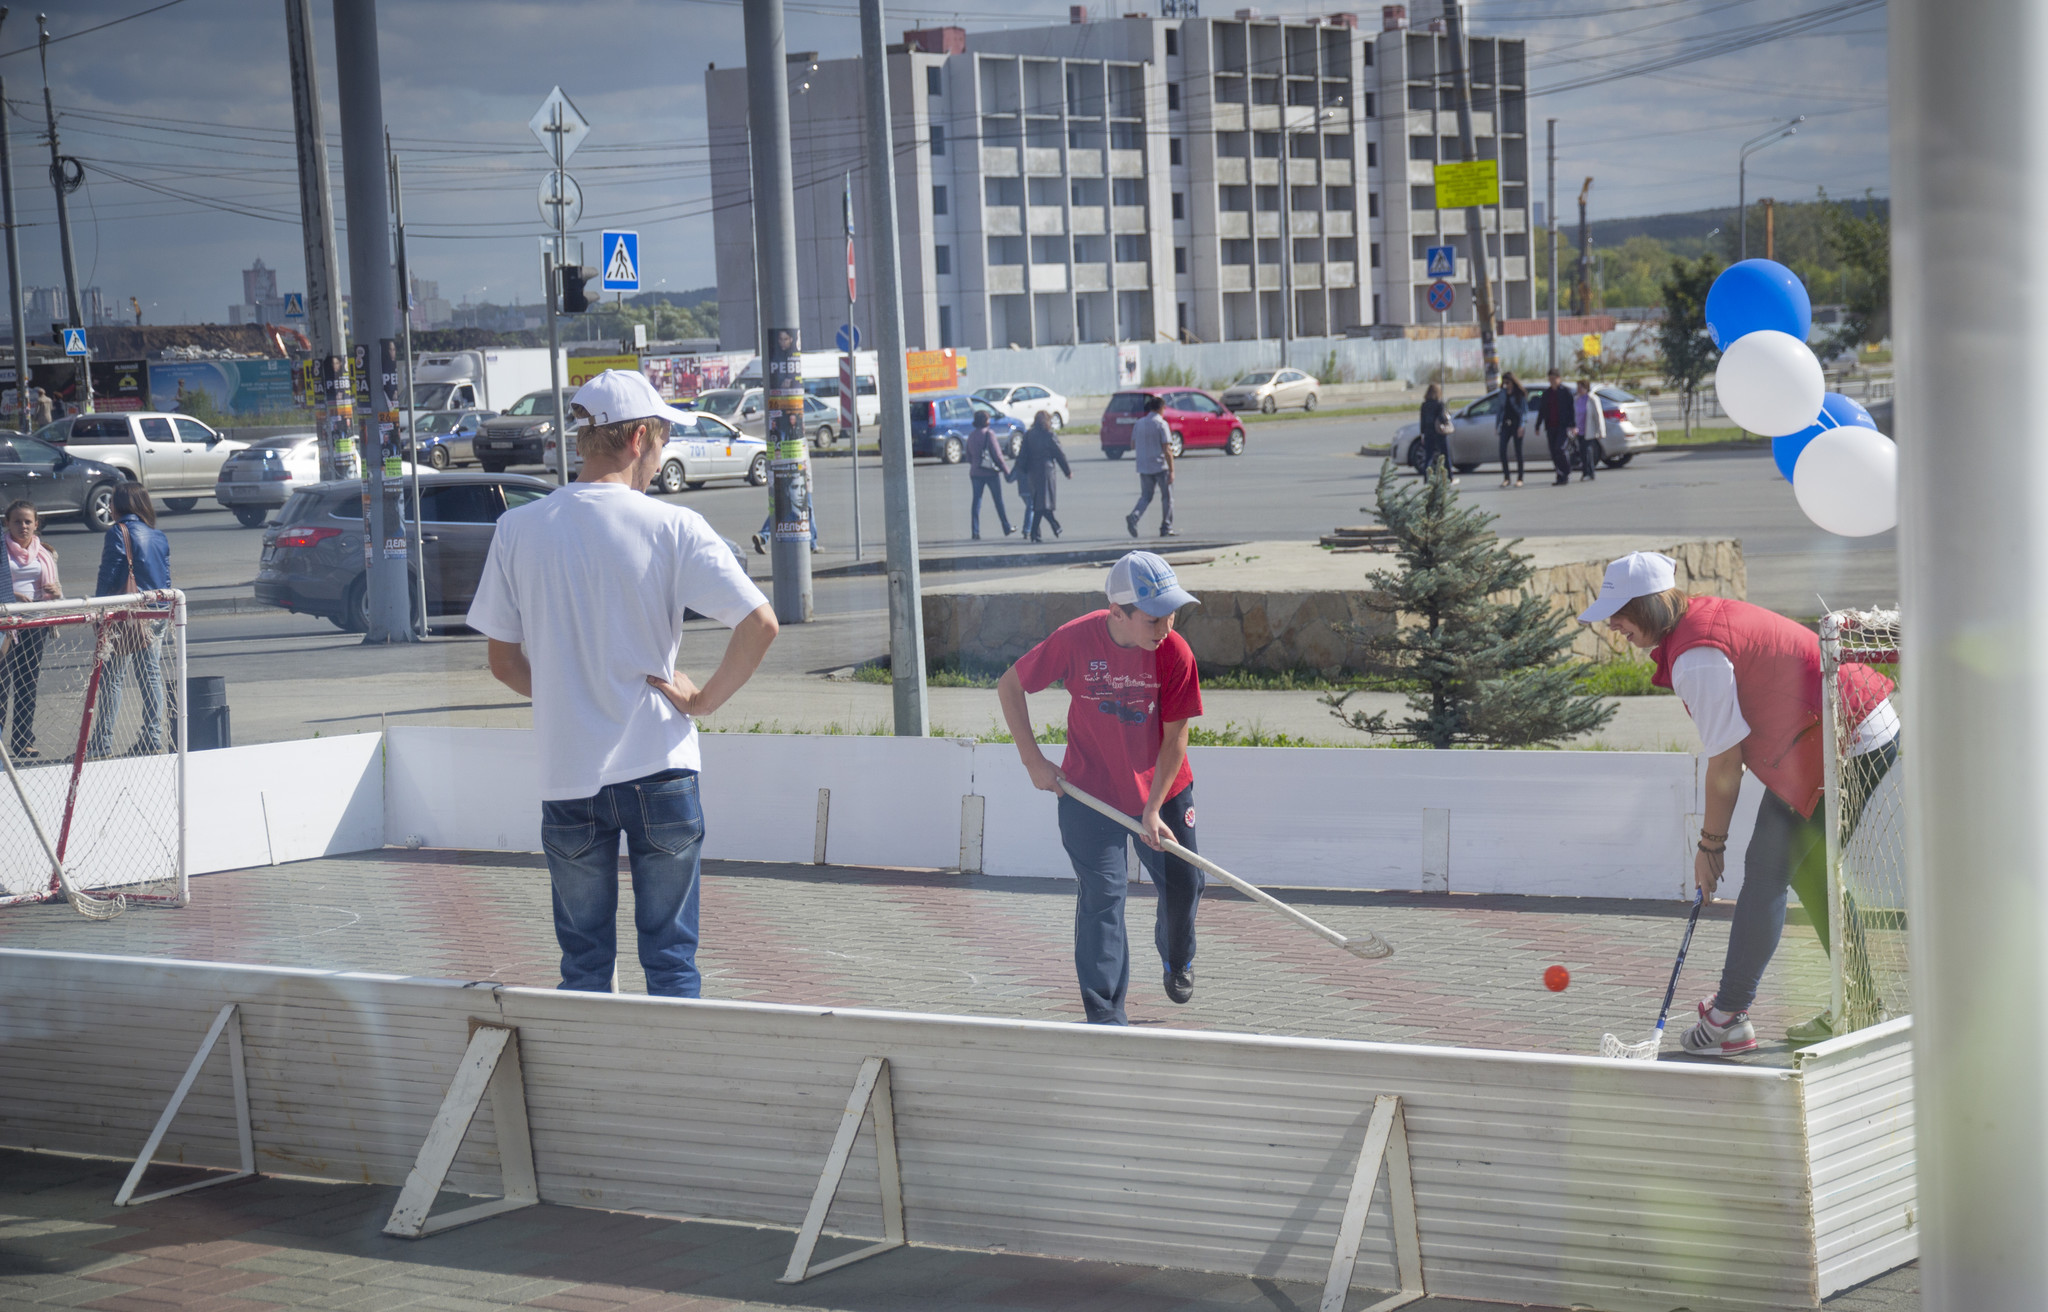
left=256, top=471, right=553, bottom=631
left=0, top=431, right=124, bottom=532
left=908, top=393, right=1025, bottom=464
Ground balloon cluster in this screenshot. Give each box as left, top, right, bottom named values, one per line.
left=1707, top=260, right=1896, bottom=537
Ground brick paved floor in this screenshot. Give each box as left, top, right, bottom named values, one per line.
left=0, top=849, right=1840, bottom=1065
left=0, top=1151, right=1916, bottom=1312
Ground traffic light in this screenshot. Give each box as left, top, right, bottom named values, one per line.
left=559, top=264, right=595, bottom=314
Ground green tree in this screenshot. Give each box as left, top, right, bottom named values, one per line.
left=1817, top=188, right=1889, bottom=357
left=1323, top=463, right=1615, bottom=749
left=1658, top=254, right=1720, bottom=439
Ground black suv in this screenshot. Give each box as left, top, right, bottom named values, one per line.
left=255, top=471, right=552, bottom=631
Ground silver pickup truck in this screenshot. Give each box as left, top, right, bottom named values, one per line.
left=33, top=411, right=248, bottom=512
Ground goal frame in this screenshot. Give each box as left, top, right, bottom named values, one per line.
left=0, top=589, right=188, bottom=913
left=1818, top=606, right=1901, bottom=1034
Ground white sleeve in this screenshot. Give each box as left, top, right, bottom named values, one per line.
left=1670, top=647, right=1750, bottom=758
left=673, top=511, right=769, bottom=628
left=464, top=523, right=524, bottom=643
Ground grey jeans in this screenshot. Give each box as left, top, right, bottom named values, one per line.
left=1130, top=472, right=1174, bottom=532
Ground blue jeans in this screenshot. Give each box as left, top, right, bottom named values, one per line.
left=87, top=643, right=165, bottom=757
left=541, top=768, right=707, bottom=997
left=1057, top=785, right=1203, bottom=1024
left=970, top=475, right=1011, bottom=537
left=1130, top=471, right=1173, bottom=532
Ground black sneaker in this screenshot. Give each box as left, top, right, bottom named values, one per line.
left=1125, top=514, right=1139, bottom=539
left=1165, top=969, right=1194, bottom=1004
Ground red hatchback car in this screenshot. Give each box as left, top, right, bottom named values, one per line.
left=1098, top=387, right=1248, bottom=459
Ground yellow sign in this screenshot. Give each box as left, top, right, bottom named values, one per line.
left=567, top=353, right=641, bottom=387
left=1433, top=159, right=1500, bottom=210
left=1581, top=334, right=1602, bottom=357
left=906, top=348, right=960, bottom=394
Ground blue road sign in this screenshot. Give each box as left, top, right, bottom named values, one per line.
left=600, top=230, right=640, bottom=292
left=835, top=323, right=861, bottom=353
left=61, top=328, right=87, bottom=357
left=1427, top=280, right=1455, bottom=314
left=282, top=292, right=306, bottom=318
left=1425, top=245, right=1457, bottom=279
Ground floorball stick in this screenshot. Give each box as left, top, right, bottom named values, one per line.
left=1600, top=890, right=1705, bottom=1060
left=1058, top=779, right=1393, bottom=960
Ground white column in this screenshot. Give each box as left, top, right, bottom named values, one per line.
left=1895, top=1, right=2048, bottom=1305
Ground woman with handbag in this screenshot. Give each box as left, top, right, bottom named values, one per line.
left=1417, top=383, right=1454, bottom=482
left=1496, top=372, right=1529, bottom=488
left=1013, top=410, right=1072, bottom=543
left=3, top=499, right=62, bottom=759
left=88, top=483, right=172, bottom=759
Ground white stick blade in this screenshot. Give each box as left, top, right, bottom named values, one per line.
left=1599, top=1031, right=1662, bottom=1061
left=1343, top=933, right=1395, bottom=960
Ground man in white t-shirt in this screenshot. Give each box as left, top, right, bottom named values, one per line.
left=468, top=370, right=777, bottom=997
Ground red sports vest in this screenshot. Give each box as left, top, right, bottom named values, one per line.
left=1651, top=596, right=1894, bottom=818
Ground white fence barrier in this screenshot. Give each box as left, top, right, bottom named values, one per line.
left=0, top=950, right=1913, bottom=1310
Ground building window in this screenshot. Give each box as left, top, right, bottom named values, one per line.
left=1370, top=242, right=1380, bottom=268
left=1175, top=246, right=1187, bottom=274
left=1366, top=140, right=1378, bottom=168
left=1114, top=234, right=1147, bottom=263
left=1165, top=28, right=1179, bottom=56
left=931, top=124, right=946, bottom=156
left=1364, top=44, right=1373, bottom=67
left=927, top=67, right=942, bottom=96
left=938, top=304, right=954, bottom=346
left=932, top=185, right=948, bottom=215
left=934, top=244, right=951, bottom=275
left=1169, top=137, right=1182, bottom=166
left=1167, top=83, right=1181, bottom=111
left=1171, top=192, right=1184, bottom=220
left=1364, top=92, right=1375, bottom=117
left=1368, top=191, right=1379, bottom=218
left=1372, top=291, right=1381, bottom=322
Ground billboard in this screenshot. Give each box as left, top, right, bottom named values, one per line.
left=906, top=348, right=960, bottom=394
left=149, top=359, right=301, bottom=417
left=566, top=353, right=641, bottom=387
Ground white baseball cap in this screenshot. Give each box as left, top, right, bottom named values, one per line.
left=569, top=369, right=689, bottom=429
left=1106, top=550, right=1198, bottom=617
left=1577, top=551, right=1677, bottom=624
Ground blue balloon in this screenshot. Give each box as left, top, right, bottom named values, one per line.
left=1706, top=259, right=1812, bottom=350
left=1772, top=392, right=1878, bottom=481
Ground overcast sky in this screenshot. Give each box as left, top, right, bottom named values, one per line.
left=8, top=0, right=1886, bottom=325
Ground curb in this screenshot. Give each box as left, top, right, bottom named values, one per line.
left=184, top=593, right=276, bottom=617
left=812, top=539, right=1248, bottom=579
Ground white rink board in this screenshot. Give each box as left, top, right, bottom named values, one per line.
left=0, top=949, right=1914, bottom=1311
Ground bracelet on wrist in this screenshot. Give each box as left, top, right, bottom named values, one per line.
left=1697, top=841, right=1726, bottom=854
left=1699, top=829, right=1729, bottom=843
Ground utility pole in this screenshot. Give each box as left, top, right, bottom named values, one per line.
left=859, top=0, right=928, bottom=734
left=1441, top=0, right=1498, bottom=390
left=1574, top=176, right=1592, bottom=317
left=745, top=0, right=813, bottom=623
left=389, top=133, right=425, bottom=637
left=1738, top=116, right=1800, bottom=262
left=1763, top=197, right=1775, bottom=261
left=1545, top=117, right=1557, bottom=376
left=285, top=0, right=353, bottom=481
left=35, top=14, right=88, bottom=413
left=331, top=0, right=414, bottom=643
left=542, top=99, right=569, bottom=488
left=0, top=9, right=28, bottom=434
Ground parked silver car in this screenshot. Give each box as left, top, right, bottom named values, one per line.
left=1390, top=384, right=1658, bottom=474
left=1220, top=369, right=1319, bottom=413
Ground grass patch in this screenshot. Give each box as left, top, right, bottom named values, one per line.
left=1574, top=661, right=1672, bottom=697
left=854, top=660, right=1671, bottom=696
left=1659, top=425, right=1769, bottom=447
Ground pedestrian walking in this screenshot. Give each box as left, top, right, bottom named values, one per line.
left=1126, top=394, right=1177, bottom=537
left=996, top=551, right=1206, bottom=1024
left=1013, top=410, right=1071, bottom=542
left=31, top=388, right=51, bottom=429
left=1496, top=372, right=1529, bottom=487
left=2, top=499, right=61, bottom=759
left=87, top=484, right=171, bottom=759
left=1573, top=378, right=1607, bottom=482
left=965, top=410, right=1014, bottom=540
left=1533, top=368, right=1577, bottom=485
left=469, top=370, right=779, bottom=998
left=1580, top=552, right=1898, bottom=1051
left=1417, top=383, right=1453, bottom=481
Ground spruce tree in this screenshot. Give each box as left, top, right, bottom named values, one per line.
left=1323, top=462, right=1616, bottom=749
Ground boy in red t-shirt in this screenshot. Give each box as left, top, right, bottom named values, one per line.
left=996, top=551, right=1205, bottom=1024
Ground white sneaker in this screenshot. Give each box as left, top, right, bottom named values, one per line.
left=1679, top=997, right=1758, bottom=1056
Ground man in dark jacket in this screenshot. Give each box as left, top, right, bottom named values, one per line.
left=1532, top=369, right=1578, bottom=486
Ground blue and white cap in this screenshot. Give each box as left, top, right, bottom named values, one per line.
left=1106, top=550, right=1198, bottom=618
left=1578, top=551, right=1677, bottom=623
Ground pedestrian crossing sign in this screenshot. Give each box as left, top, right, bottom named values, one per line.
left=600, top=230, right=640, bottom=292
left=283, top=292, right=305, bottom=317
left=1425, top=245, right=1456, bottom=278
left=61, top=328, right=87, bottom=356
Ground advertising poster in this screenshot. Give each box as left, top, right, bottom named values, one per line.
left=906, top=348, right=960, bottom=394
left=641, top=356, right=680, bottom=400
left=90, top=360, right=147, bottom=411
left=567, top=353, right=640, bottom=387
left=148, top=359, right=300, bottom=417
left=1117, top=343, right=1141, bottom=388
left=766, top=327, right=810, bottom=544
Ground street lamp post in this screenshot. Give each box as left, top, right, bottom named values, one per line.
left=1738, top=116, right=1803, bottom=261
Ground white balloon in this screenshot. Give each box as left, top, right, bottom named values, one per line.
left=1793, top=426, right=1897, bottom=537
left=1714, top=329, right=1825, bottom=437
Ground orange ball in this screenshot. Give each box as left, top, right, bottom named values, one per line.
left=1543, top=965, right=1570, bottom=992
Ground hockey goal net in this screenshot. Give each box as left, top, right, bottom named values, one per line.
left=1820, top=607, right=1906, bottom=1033
left=0, top=591, right=186, bottom=918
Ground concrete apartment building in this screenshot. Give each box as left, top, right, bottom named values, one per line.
left=706, top=5, right=1531, bottom=355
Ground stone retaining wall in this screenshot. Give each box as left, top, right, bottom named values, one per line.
left=921, top=538, right=1745, bottom=676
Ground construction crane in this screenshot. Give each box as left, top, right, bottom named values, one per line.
left=1573, top=177, right=1594, bottom=318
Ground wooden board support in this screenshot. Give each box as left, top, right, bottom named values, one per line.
left=780, top=1055, right=905, bottom=1283
left=1320, top=1094, right=1425, bottom=1312
left=115, top=1003, right=255, bottom=1206
left=381, top=1022, right=538, bottom=1238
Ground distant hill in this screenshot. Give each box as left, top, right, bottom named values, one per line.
left=1581, top=197, right=1889, bottom=255
left=623, top=287, right=716, bottom=310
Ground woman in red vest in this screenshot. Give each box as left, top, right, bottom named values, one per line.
left=1580, top=552, right=1898, bottom=1055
